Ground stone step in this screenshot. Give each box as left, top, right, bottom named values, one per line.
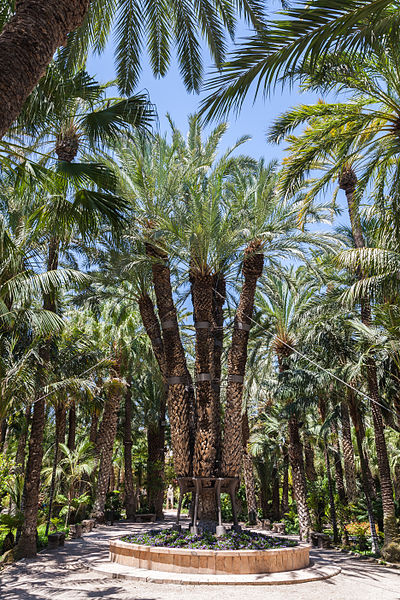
left=87, top=559, right=341, bottom=586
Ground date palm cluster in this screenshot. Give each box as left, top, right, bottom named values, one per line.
left=1, top=0, right=400, bottom=569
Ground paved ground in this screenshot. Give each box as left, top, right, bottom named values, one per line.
left=1, top=515, right=399, bottom=600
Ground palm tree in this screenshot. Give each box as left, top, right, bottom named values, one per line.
left=249, top=268, right=322, bottom=540
left=114, top=117, right=336, bottom=522
left=200, top=1, right=397, bottom=121
left=0, top=0, right=264, bottom=140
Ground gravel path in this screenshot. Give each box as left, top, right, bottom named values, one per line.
left=1, top=517, right=399, bottom=600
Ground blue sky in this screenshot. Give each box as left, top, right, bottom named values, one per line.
left=86, top=5, right=348, bottom=231
left=87, top=17, right=321, bottom=164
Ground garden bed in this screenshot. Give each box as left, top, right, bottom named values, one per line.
left=111, top=529, right=309, bottom=574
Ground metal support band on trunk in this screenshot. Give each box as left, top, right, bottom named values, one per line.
left=167, top=376, right=187, bottom=385
left=228, top=374, right=244, bottom=383
left=161, top=319, right=175, bottom=330
left=196, top=373, right=212, bottom=382
left=195, top=321, right=211, bottom=329
left=236, top=322, right=251, bottom=331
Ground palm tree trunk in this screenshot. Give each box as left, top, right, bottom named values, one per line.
left=0, top=418, right=7, bottom=447
left=45, top=403, right=66, bottom=536
left=304, top=440, right=317, bottom=482
left=123, top=379, right=136, bottom=520
left=331, top=423, right=347, bottom=504
left=255, top=459, right=269, bottom=519
left=145, top=242, right=193, bottom=477
left=340, top=402, right=357, bottom=502
left=351, top=399, right=381, bottom=555
left=271, top=465, right=280, bottom=522
left=241, top=413, right=258, bottom=525
left=15, top=404, right=32, bottom=476
left=288, top=415, right=311, bottom=541
left=146, top=420, right=165, bottom=519
left=191, top=270, right=216, bottom=481
left=89, top=412, right=99, bottom=445
left=325, top=447, right=339, bottom=543
left=211, top=273, right=225, bottom=472
left=67, top=402, right=76, bottom=451
left=17, top=237, right=59, bottom=557
left=222, top=240, right=264, bottom=477
left=92, top=378, right=124, bottom=521
left=340, top=169, right=399, bottom=545
left=16, top=398, right=45, bottom=558
left=0, top=0, right=89, bottom=139
left=281, top=449, right=289, bottom=516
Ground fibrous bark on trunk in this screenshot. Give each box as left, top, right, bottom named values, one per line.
left=340, top=402, right=357, bottom=502
left=92, top=378, right=124, bottom=521
left=288, top=414, right=311, bottom=541
left=0, top=0, right=89, bottom=139
left=191, top=270, right=216, bottom=478
left=222, top=240, right=264, bottom=476
left=123, top=379, right=136, bottom=520
left=16, top=398, right=45, bottom=558
left=145, top=242, right=193, bottom=477
left=331, top=422, right=347, bottom=505
left=304, top=440, right=317, bottom=482
left=281, top=448, right=289, bottom=516
left=146, top=419, right=166, bottom=519
left=67, top=401, right=76, bottom=451
left=241, top=412, right=258, bottom=525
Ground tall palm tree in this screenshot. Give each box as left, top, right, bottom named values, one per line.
left=0, top=0, right=265, bottom=139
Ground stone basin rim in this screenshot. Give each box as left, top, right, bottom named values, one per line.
left=113, top=538, right=308, bottom=555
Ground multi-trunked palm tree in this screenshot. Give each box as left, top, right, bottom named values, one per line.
left=116, top=116, right=336, bottom=528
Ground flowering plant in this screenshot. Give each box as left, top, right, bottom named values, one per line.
left=121, top=528, right=297, bottom=550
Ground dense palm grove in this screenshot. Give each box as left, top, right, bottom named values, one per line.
left=1, top=0, right=400, bottom=569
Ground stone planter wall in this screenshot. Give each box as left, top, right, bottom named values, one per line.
left=110, top=539, right=310, bottom=574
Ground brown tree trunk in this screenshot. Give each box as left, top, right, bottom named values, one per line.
left=145, top=242, right=193, bottom=477
left=304, top=440, right=317, bottom=482
left=281, top=449, right=289, bottom=516
left=241, top=412, right=258, bottom=525
left=271, top=465, right=280, bottom=522
left=123, top=379, right=136, bottom=520
left=92, top=378, right=124, bottom=521
left=340, top=402, right=357, bottom=502
left=89, top=412, right=99, bottom=445
left=67, top=401, right=76, bottom=451
left=325, top=446, right=339, bottom=543
left=17, top=237, right=59, bottom=557
left=288, top=415, right=311, bottom=541
left=332, top=423, right=347, bottom=504
left=16, top=398, right=45, bottom=558
left=347, top=391, right=376, bottom=497
left=211, top=273, right=225, bottom=472
left=340, top=168, right=399, bottom=545
left=45, top=402, right=66, bottom=535
left=15, top=404, right=32, bottom=476
left=0, top=0, right=89, bottom=139
left=222, top=240, right=264, bottom=476
left=146, top=420, right=165, bottom=519
left=191, top=270, right=216, bottom=478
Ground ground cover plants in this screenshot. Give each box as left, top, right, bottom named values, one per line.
left=121, top=528, right=298, bottom=551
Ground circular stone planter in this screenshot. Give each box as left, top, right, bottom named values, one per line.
left=109, top=539, right=310, bottom=575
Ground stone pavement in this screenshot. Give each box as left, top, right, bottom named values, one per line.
left=1, top=515, right=399, bottom=600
